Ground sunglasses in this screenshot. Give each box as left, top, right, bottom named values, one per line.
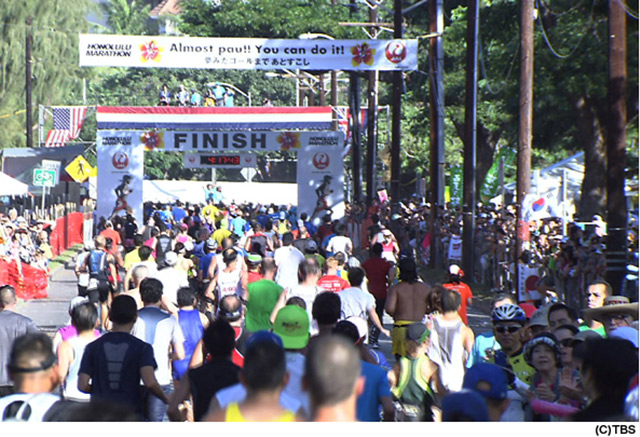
left=495, top=325, right=521, bottom=334
left=559, top=339, right=573, bottom=347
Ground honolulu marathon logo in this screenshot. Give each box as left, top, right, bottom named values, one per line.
left=140, top=40, right=163, bottom=63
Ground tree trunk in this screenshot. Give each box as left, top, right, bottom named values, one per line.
left=574, top=94, right=606, bottom=220
left=453, top=119, right=501, bottom=195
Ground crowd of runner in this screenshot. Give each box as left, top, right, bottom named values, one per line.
left=0, top=189, right=638, bottom=422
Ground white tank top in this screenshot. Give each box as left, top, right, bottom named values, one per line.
left=428, top=317, right=466, bottom=392
left=217, top=268, right=242, bottom=302
left=62, top=336, right=94, bottom=402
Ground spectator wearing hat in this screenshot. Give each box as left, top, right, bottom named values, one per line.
left=442, top=264, right=473, bottom=326
left=528, top=306, right=550, bottom=337
left=463, top=363, right=510, bottom=421
left=386, top=258, right=434, bottom=359
left=523, top=332, right=562, bottom=421
left=585, top=296, right=639, bottom=336
left=388, top=323, right=444, bottom=421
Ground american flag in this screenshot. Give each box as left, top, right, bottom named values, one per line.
left=44, top=106, right=87, bottom=147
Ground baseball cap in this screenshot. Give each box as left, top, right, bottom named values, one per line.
left=246, top=330, right=284, bottom=350
left=568, top=329, right=602, bottom=347
left=164, top=251, right=178, bottom=266
left=273, top=305, right=310, bottom=350
left=441, top=389, right=489, bottom=422
left=463, top=363, right=508, bottom=400
left=529, top=308, right=549, bottom=328
left=406, top=323, right=430, bottom=343
left=449, top=264, right=462, bottom=276
left=68, top=296, right=89, bottom=315
left=608, top=327, right=639, bottom=348
left=246, top=253, right=262, bottom=264
left=206, top=239, right=218, bottom=249
left=307, top=240, right=318, bottom=251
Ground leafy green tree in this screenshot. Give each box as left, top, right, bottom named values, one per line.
left=99, top=0, right=154, bottom=35
left=0, top=0, right=93, bottom=147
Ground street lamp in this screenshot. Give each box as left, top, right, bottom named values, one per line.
left=206, top=82, right=252, bottom=106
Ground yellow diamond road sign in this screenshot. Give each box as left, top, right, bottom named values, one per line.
left=65, top=155, right=93, bottom=183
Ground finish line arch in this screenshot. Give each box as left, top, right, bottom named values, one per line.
left=95, top=120, right=344, bottom=226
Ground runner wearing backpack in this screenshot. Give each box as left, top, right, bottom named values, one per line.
left=83, top=235, right=117, bottom=330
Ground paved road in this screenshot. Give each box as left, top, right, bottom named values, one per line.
left=18, top=264, right=492, bottom=369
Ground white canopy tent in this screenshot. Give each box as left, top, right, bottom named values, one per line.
left=0, top=171, right=30, bottom=197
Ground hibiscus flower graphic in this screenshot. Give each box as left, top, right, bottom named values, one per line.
left=140, top=40, right=162, bottom=63
left=140, top=131, right=164, bottom=151
left=350, top=43, right=376, bottom=67
left=276, top=132, right=301, bottom=151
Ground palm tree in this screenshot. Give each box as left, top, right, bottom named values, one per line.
left=100, top=0, right=152, bottom=35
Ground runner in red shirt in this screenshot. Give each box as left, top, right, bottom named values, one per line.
left=317, top=256, right=350, bottom=292
left=442, top=264, right=473, bottom=325
left=99, top=220, right=121, bottom=256
left=362, top=243, right=396, bottom=348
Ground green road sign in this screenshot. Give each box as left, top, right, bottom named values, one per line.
left=33, top=168, right=57, bottom=187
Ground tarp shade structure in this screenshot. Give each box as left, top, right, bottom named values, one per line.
left=0, top=172, right=30, bottom=196
left=96, top=106, right=334, bottom=130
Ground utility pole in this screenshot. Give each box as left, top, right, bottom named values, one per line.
left=515, top=0, right=535, bottom=299
left=350, top=75, right=362, bottom=202
left=606, top=0, right=628, bottom=294
left=25, top=16, right=34, bottom=148
left=390, top=0, right=403, bottom=204
left=463, top=0, right=479, bottom=278
left=366, top=4, right=379, bottom=207
left=429, top=0, right=445, bottom=267
left=349, top=0, right=362, bottom=203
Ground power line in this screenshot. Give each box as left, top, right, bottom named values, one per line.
left=535, top=0, right=596, bottom=59
left=614, top=0, right=639, bottom=20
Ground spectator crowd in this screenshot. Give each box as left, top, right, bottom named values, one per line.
left=0, top=186, right=637, bottom=423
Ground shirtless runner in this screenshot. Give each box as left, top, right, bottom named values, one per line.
left=385, top=257, right=433, bottom=359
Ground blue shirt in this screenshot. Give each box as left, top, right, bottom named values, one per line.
left=172, top=207, right=187, bottom=223
left=466, top=331, right=501, bottom=368
left=357, top=360, right=391, bottom=422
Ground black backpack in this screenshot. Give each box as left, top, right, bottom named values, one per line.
left=155, top=234, right=172, bottom=268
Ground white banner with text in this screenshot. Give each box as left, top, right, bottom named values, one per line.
left=79, top=34, right=418, bottom=71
